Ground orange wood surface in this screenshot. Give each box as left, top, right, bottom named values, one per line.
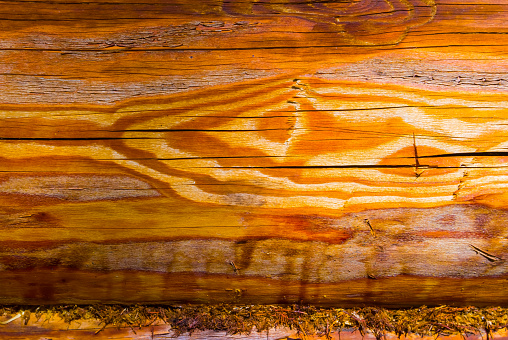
left=0, top=0, right=508, bottom=317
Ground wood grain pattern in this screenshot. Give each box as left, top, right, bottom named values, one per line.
left=0, top=0, right=507, bottom=310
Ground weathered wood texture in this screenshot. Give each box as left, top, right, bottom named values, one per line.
left=0, top=0, right=507, bottom=308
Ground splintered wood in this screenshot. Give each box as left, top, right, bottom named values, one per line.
left=0, top=0, right=507, bottom=307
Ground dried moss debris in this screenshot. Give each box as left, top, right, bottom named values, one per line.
left=1, top=304, right=508, bottom=339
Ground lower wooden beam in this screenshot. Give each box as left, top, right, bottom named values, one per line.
left=2, top=203, right=507, bottom=307
left=3, top=270, right=508, bottom=307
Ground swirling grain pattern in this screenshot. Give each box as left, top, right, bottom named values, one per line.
left=0, top=0, right=505, bottom=105
left=0, top=76, right=506, bottom=212
left=224, top=0, right=437, bottom=45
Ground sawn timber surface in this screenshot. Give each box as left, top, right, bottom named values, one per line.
left=0, top=0, right=507, bottom=306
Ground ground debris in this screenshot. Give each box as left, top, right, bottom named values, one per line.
left=1, top=304, right=508, bottom=338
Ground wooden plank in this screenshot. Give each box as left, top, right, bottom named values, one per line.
left=0, top=0, right=507, bottom=314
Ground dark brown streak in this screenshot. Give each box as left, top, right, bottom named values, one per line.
left=0, top=137, right=159, bottom=141
left=469, top=244, right=503, bottom=263
left=413, top=32, right=508, bottom=36
left=413, top=133, right=420, bottom=168
left=112, top=128, right=297, bottom=133
left=229, top=261, right=240, bottom=275
left=0, top=44, right=505, bottom=54
left=194, top=165, right=508, bottom=169
left=413, top=133, right=425, bottom=179
left=4, top=226, right=247, bottom=230
left=96, top=156, right=289, bottom=161
left=364, top=219, right=375, bottom=237
left=295, top=105, right=438, bottom=112
left=388, top=44, right=508, bottom=51
left=195, top=165, right=419, bottom=169
left=419, top=152, right=508, bottom=158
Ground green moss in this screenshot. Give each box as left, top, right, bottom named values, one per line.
left=1, top=304, right=507, bottom=339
